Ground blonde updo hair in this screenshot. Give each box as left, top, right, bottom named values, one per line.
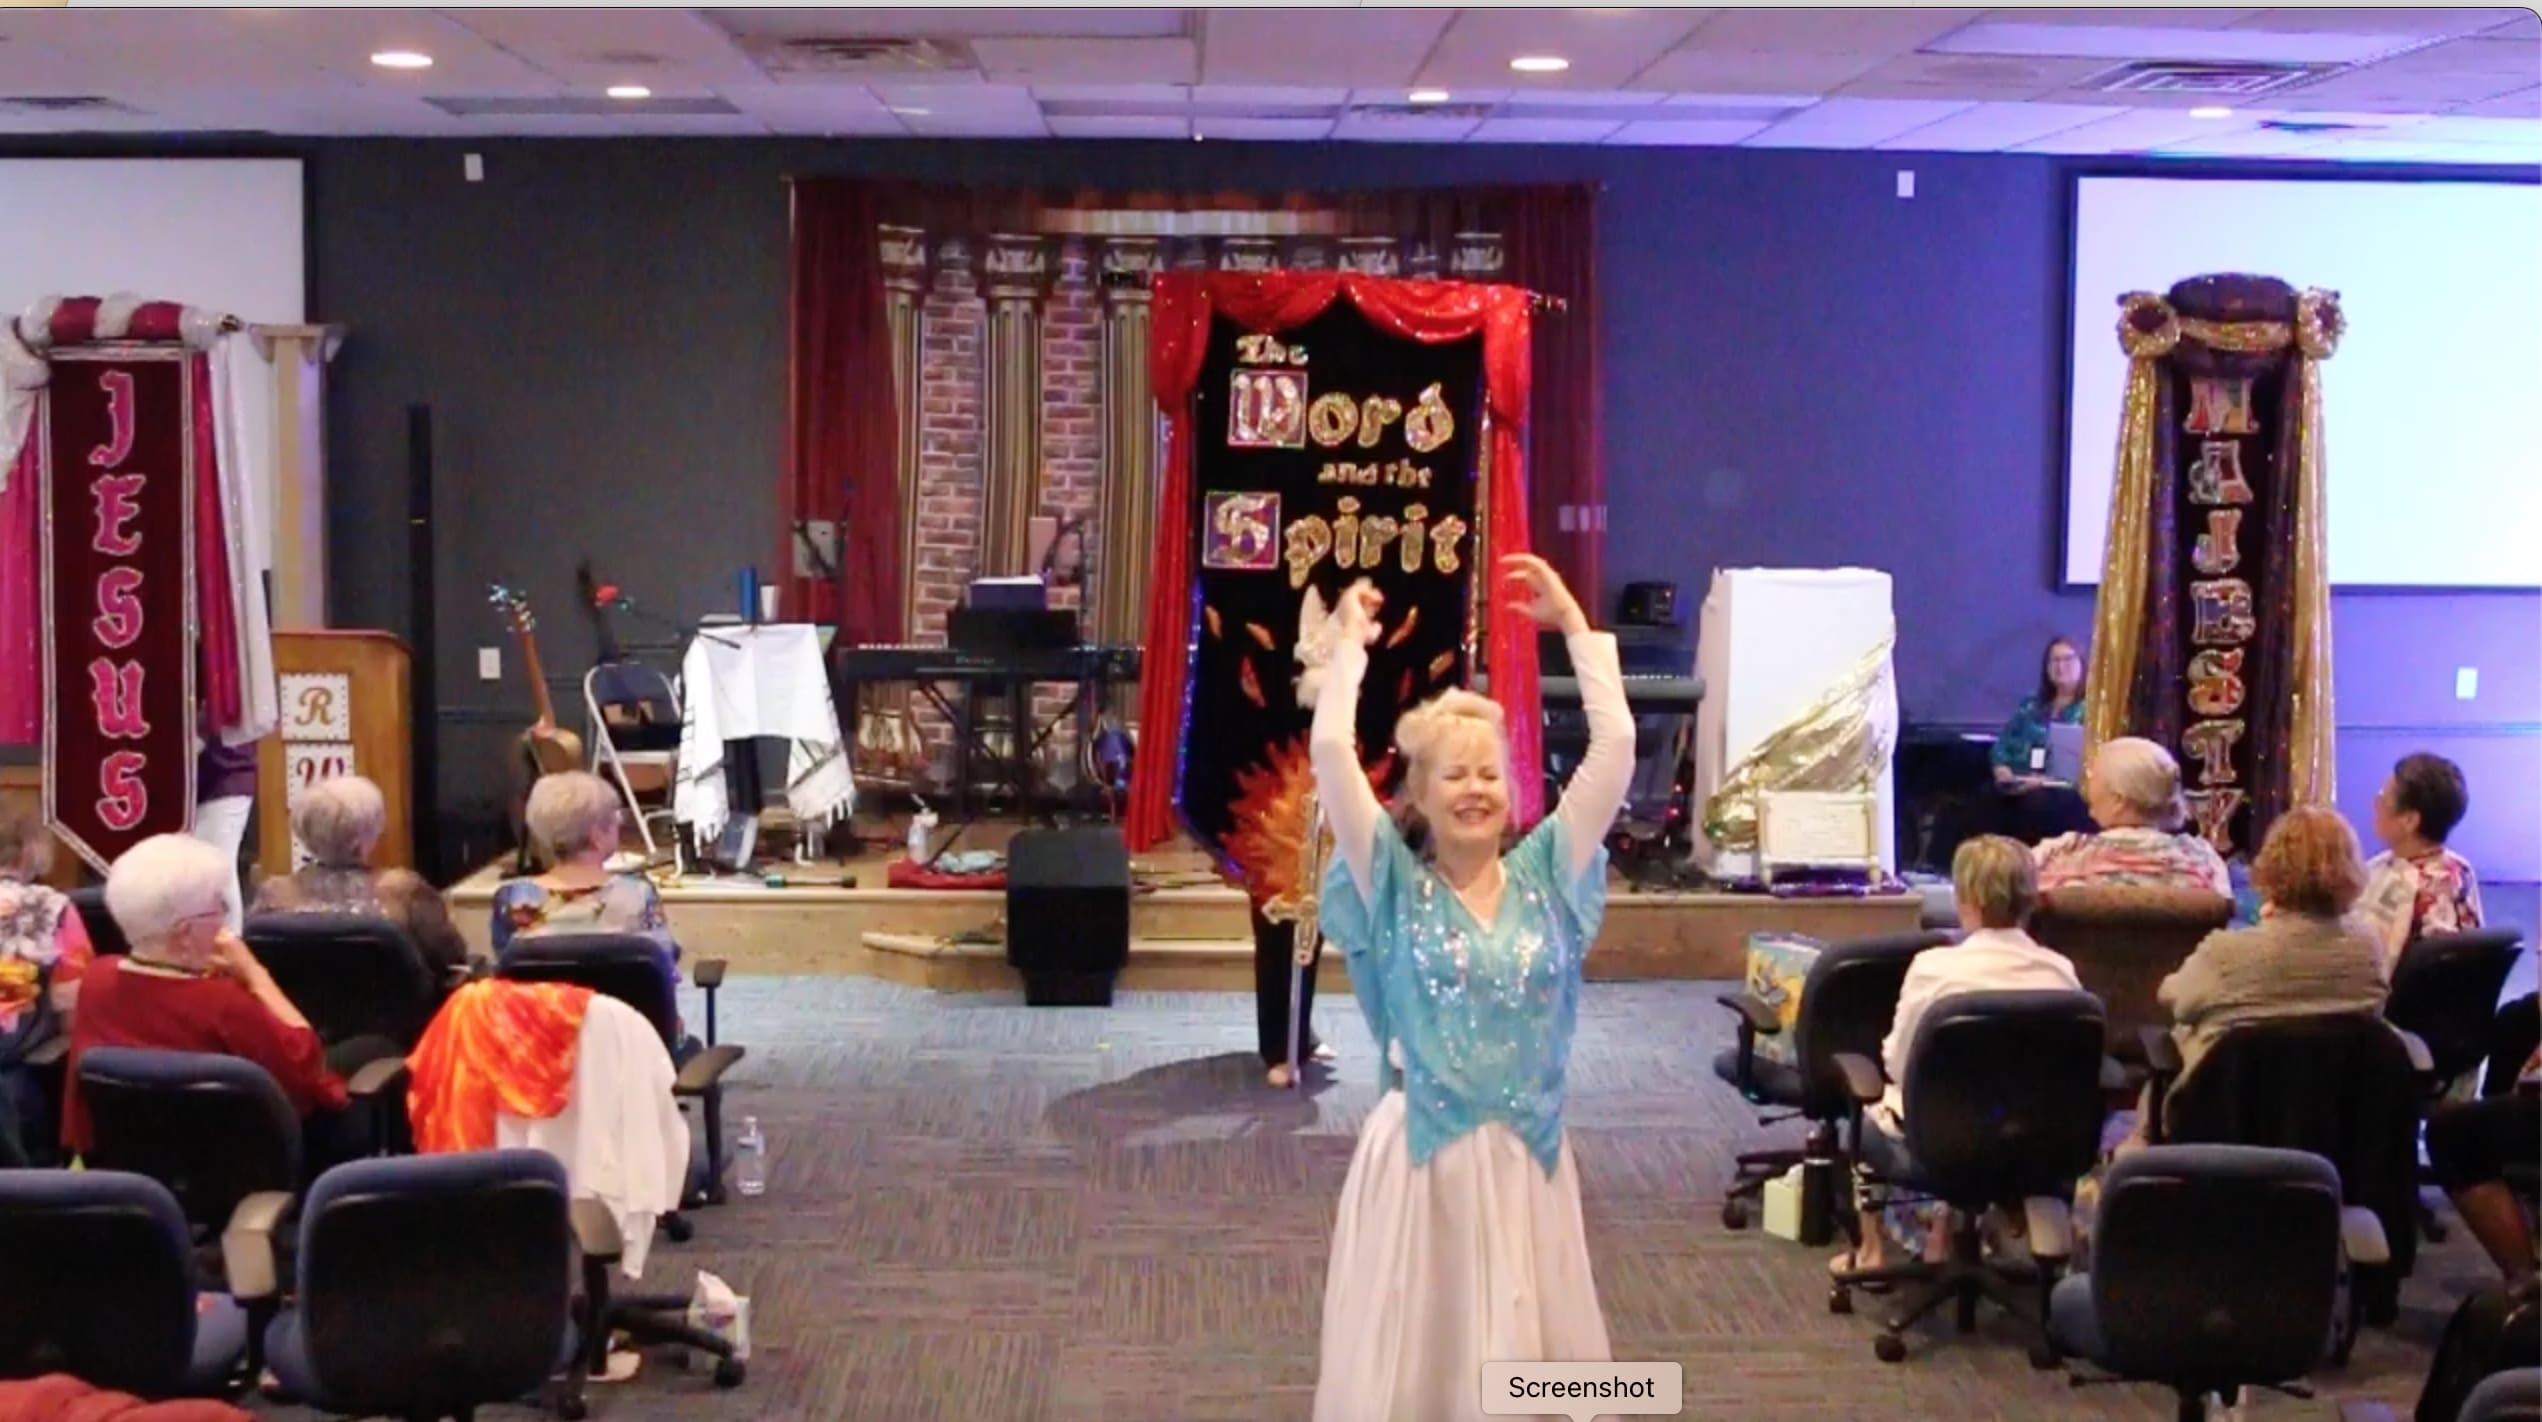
left=1389, top=689, right=1510, bottom=853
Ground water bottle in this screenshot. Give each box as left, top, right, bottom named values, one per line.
left=906, top=799, right=938, bottom=863
left=733, top=1116, right=768, bottom=1198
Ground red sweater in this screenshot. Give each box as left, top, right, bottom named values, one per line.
left=61, top=956, right=349, bottom=1155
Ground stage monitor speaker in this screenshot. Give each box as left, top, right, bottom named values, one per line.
left=1619, top=581, right=1678, bottom=627
left=1006, top=827, right=1131, bottom=1007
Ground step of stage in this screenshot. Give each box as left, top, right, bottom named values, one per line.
left=858, top=931, right=1354, bottom=995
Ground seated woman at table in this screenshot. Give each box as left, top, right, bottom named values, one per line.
left=491, top=772, right=676, bottom=981
left=254, top=775, right=473, bottom=984
left=1982, top=637, right=2095, bottom=845
left=2034, top=737, right=2232, bottom=897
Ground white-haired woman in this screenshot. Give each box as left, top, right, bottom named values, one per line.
left=2033, top=736, right=2232, bottom=896
left=62, top=834, right=365, bottom=1169
left=490, top=771, right=674, bottom=973
left=1308, top=555, right=1634, bottom=1422
left=253, top=776, right=471, bottom=982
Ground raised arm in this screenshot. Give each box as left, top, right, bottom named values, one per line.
left=1552, top=625, right=1635, bottom=884
left=1310, top=583, right=1389, bottom=900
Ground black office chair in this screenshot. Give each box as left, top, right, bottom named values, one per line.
left=0, top=1168, right=250, bottom=1397
left=244, top=912, right=445, bottom=1052
left=228, top=1150, right=605, bottom=1421
left=2145, top=1013, right=2426, bottom=1350
left=1714, top=929, right=1951, bottom=1240
left=67, top=883, right=128, bottom=956
left=2048, top=1145, right=2347, bottom=1422
left=77, top=1047, right=304, bottom=1246
left=497, top=932, right=743, bottom=1215
left=2461, top=1369, right=2542, bottom=1422
left=1833, top=988, right=2112, bottom=1364
left=2386, top=929, right=2527, bottom=1242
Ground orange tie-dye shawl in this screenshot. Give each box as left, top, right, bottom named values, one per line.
left=406, top=979, right=594, bottom=1153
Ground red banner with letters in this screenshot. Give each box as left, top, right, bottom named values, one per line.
left=42, top=347, right=197, bottom=871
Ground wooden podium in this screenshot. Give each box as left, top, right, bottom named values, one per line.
left=256, top=631, right=414, bottom=876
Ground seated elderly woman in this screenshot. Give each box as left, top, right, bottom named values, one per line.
left=61, top=834, right=378, bottom=1172
left=2033, top=736, right=2232, bottom=897
left=253, top=775, right=472, bottom=982
left=1, top=810, right=92, bottom=1163
left=491, top=771, right=674, bottom=975
left=2154, top=805, right=2388, bottom=1092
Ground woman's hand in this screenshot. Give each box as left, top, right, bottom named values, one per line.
left=1336, top=579, right=1383, bottom=647
left=208, top=931, right=263, bottom=983
left=1500, top=554, right=1588, bottom=636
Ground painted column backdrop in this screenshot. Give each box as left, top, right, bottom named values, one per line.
left=204, top=136, right=2532, bottom=882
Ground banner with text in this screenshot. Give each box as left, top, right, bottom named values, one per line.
left=43, top=348, right=198, bottom=870
left=1177, top=299, right=1485, bottom=907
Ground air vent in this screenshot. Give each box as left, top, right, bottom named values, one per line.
left=426, top=95, right=742, bottom=118
left=2084, top=60, right=2345, bottom=98
left=2262, top=119, right=2375, bottom=134
left=1341, top=102, right=1498, bottom=124
left=740, top=35, right=972, bottom=77
left=0, top=95, right=142, bottom=115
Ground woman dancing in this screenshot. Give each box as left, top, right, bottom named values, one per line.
left=1309, top=555, right=1636, bottom=1421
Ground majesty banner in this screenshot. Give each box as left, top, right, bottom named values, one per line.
left=2087, top=275, right=2340, bottom=859
left=42, top=347, right=198, bottom=869
left=1178, top=299, right=1486, bottom=905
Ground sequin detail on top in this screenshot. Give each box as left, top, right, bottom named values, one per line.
left=1319, top=815, right=1609, bottom=1177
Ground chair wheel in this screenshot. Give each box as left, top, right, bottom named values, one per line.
left=1873, top=1333, right=1908, bottom=1364
left=1828, top=1286, right=1853, bottom=1316
left=663, top=1214, right=696, bottom=1244
left=714, top=1358, right=747, bottom=1388
left=1721, top=1198, right=1749, bottom=1230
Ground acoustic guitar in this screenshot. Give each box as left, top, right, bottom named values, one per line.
left=488, top=584, right=585, bottom=777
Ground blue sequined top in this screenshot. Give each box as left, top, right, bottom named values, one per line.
left=1319, top=815, right=1610, bottom=1177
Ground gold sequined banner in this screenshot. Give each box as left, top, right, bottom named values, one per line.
left=1701, top=628, right=1897, bottom=856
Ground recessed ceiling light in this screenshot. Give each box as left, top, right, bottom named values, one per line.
left=1509, top=55, right=1570, bottom=74
left=889, top=106, right=930, bottom=117
left=606, top=84, right=652, bottom=101
left=370, top=50, right=432, bottom=71
left=2189, top=105, right=2234, bottom=119
left=1408, top=88, right=1451, bottom=104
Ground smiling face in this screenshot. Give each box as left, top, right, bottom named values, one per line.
left=2044, top=640, right=2085, bottom=699
left=1411, top=718, right=1511, bottom=858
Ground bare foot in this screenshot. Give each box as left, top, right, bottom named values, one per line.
left=1266, top=1063, right=1295, bottom=1088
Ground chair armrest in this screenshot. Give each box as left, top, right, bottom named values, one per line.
left=2393, top=1028, right=2435, bottom=1077
left=23, top=1034, right=66, bottom=1067
left=2340, top=1205, right=2391, bottom=1267
left=693, top=958, right=728, bottom=991
left=1716, top=991, right=1781, bottom=1038
left=2335, top=1405, right=2399, bottom=1422
left=221, top=1191, right=299, bottom=1302
left=1832, top=1052, right=1886, bottom=1105
left=2136, top=1026, right=2182, bottom=1078
left=2099, top=1057, right=2129, bottom=1093
left=570, top=1197, right=624, bottom=1264
left=345, top=1056, right=409, bottom=1098
left=2024, top=1197, right=2074, bottom=1264
left=674, top=1042, right=747, bottom=1096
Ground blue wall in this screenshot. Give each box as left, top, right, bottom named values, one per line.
left=267, top=136, right=2540, bottom=873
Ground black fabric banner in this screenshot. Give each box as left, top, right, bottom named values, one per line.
left=1176, top=300, right=1486, bottom=906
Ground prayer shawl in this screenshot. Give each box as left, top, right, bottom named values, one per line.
left=406, top=979, right=593, bottom=1154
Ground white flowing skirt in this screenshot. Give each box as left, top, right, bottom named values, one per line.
left=1312, top=1091, right=1611, bottom=1422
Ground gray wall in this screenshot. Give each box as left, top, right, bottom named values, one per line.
left=22, top=136, right=2524, bottom=874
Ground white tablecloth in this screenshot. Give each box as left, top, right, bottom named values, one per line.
left=673, top=624, right=854, bottom=841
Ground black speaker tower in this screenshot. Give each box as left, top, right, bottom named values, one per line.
left=1005, top=828, right=1131, bottom=1006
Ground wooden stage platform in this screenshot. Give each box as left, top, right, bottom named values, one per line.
left=448, top=818, right=1929, bottom=994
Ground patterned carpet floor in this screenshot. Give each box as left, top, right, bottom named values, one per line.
left=247, top=974, right=2500, bottom=1422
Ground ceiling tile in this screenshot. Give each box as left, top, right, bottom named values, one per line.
left=1194, top=117, right=1336, bottom=141
left=1976, top=8, right=2257, bottom=28
left=1419, top=9, right=1715, bottom=90
left=2309, top=136, right=2540, bottom=164
left=1675, top=8, right=1986, bottom=54
left=1029, top=83, right=1189, bottom=104
left=1743, top=96, right=1974, bottom=147
left=2276, top=66, right=2535, bottom=107
left=2013, top=106, right=2285, bottom=153
left=1838, top=51, right=2111, bottom=99
left=1872, top=100, right=2125, bottom=150
left=1603, top=117, right=1774, bottom=145
left=1331, top=111, right=1481, bottom=143
left=871, top=83, right=1038, bottom=114
left=1632, top=49, right=1894, bottom=94
left=2456, top=84, right=2542, bottom=116
left=706, top=9, right=1189, bottom=42
left=973, top=37, right=1196, bottom=85
left=1930, top=21, right=2427, bottom=64
left=2228, top=9, right=2529, bottom=39
left=1467, top=116, right=1625, bottom=144
left=2404, top=114, right=2542, bottom=142
left=1190, top=85, right=1350, bottom=108
left=2151, top=127, right=2340, bottom=157
left=446, top=10, right=766, bottom=89
left=1200, top=10, right=1448, bottom=88
left=1047, top=113, right=1189, bottom=138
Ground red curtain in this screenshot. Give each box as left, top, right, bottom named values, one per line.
left=781, top=181, right=902, bottom=642
left=1123, top=272, right=1543, bottom=852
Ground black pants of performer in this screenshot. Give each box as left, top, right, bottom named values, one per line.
left=2485, top=994, right=2540, bottom=1098
left=2427, top=1091, right=2540, bottom=1194
left=1253, top=904, right=1321, bottom=1070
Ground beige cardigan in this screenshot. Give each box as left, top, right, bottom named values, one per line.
left=2158, top=909, right=2390, bottom=1081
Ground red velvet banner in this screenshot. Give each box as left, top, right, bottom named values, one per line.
left=1125, top=271, right=1540, bottom=852
left=42, top=348, right=197, bottom=871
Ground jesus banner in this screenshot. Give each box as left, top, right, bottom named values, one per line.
left=42, top=346, right=198, bottom=869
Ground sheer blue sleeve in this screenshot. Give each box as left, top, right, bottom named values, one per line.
left=1512, top=816, right=1611, bottom=951
left=1319, top=815, right=1405, bottom=960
